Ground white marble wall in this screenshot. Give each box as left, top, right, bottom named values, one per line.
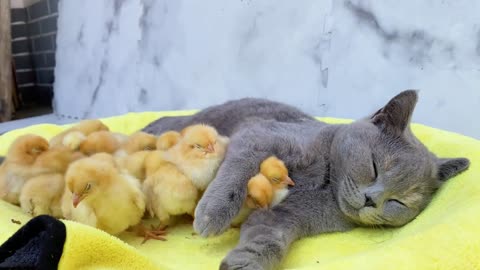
left=53, top=0, right=480, bottom=138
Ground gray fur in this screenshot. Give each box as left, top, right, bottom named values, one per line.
left=142, top=98, right=314, bottom=136
left=142, top=90, right=470, bottom=270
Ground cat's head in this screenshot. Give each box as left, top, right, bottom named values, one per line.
left=332, top=90, right=470, bottom=227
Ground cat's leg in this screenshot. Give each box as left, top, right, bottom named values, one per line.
left=220, top=187, right=355, bottom=270
left=220, top=208, right=299, bottom=270
left=194, top=139, right=272, bottom=236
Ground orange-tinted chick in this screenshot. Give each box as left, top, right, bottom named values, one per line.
left=19, top=146, right=84, bottom=217
left=0, top=135, right=49, bottom=204
left=50, top=119, right=109, bottom=148
left=79, top=131, right=122, bottom=155
left=259, top=156, right=295, bottom=206
left=231, top=174, right=273, bottom=226
left=231, top=156, right=294, bottom=226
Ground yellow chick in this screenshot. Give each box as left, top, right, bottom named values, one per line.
left=144, top=150, right=169, bottom=178
left=260, top=156, right=295, bottom=206
left=62, top=131, right=87, bottom=151
left=113, top=132, right=157, bottom=179
left=50, top=119, right=109, bottom=148
left=156, top=131, right=181, bottom=151
left=20, top=173, right=65, bottom=218
left=115, top=151, right=151, bottom=181
left=115, top=132, right=157, bottom=157
left=231, top=156, right=294, bottom=226
left=62, top=154, right=165, bottom=241
left=78, top=131, right=123, bottom=156
left=164, top=124, right=229, bottom=191
left=143, top=160, right=199, bottom=226
left=0, top=135, right=49, bottom=204
left=19, top=147, right=84, bottom=217
left=231, top=174, right=273, bottom=227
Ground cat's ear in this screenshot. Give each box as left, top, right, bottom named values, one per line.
left=370, top=90, right=418, bottom=136
left=436, top=158, right=470, bottom=182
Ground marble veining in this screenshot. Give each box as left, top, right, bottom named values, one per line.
left=53, top=0, right=480, bottom=138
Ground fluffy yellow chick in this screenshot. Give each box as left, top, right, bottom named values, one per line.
left=112, top=132, right=157, bottom=178
left=143, top=160, right=199, bottom=226
left=231, top=174, right=273, bottom=227
left=260, top=156, right=295, bottom=206
left=164, top=124, right=229, bottom=191
left=62, top=154, right=165, bottom=240
left=115, top=151, right=151, bottom=181
left=62, top=131, right=87, bottom=151
left=231, top=156, right=294, bottom=226
left=50, top=119, right=109, bottom=148
left=144, top=150, right=169, bottom=178
left=78, top=131, right=123, bottom=155
left=19, top=147, right=84, bottom=217
left=20, top=173, right=65, bottom=218
left=156, top=131, right=181, bottom=151
left=0, top=135, right=49, bottom=204
left=115, top=132, right=157, bottom=157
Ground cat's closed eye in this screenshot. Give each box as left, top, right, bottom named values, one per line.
left=387, top=199, right=406, bottom=207
left=371, top=155, right=378, bottom=181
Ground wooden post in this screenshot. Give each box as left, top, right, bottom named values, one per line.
left=0, top=0, right=14, bottom=122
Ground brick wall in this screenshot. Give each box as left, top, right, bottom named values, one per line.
left=11, top=0, right=58, bottom=106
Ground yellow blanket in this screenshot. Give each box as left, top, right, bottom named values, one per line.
left=0, top=111, right=478, bottom=270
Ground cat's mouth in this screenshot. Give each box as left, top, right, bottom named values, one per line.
left=338, top=196, right=361, bottom=220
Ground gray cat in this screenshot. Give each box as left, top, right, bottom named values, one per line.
left=143, top=90, right=470, bottom=270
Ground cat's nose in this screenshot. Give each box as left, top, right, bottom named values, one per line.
left=364, top=195, right=377, bottom=208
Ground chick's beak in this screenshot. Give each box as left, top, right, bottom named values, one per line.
left=205, top=143, right=215, bottom=153
left=72, top=193, right=83, bottom=208
left=283, top=175, right=295, bottom=186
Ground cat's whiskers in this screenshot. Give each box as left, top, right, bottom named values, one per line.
left=344, top=176, right=356, bottom=196
left=329, top=174, right=339, bottom=184
left=348, top=176, right=360, bottom=191
left=372, top=215, right=385, bottom=224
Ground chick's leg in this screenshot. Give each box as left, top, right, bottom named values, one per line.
left=133, top=222, right=168, bottom=244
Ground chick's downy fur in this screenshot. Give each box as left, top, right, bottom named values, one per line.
left=165, top=124, right=229, bottom=191
left=117, top=132, right=157, bottom=156
left=0, top=135, right=49, bottom=204
left=62, top=155, right=145, bottom=235
left=19, top=147, right=84, bottom=217
left=143, top=161, right=198, bottom=225
left=156, top=131, right=181, bottom=151
left=50, top=119, right=109, bottom=148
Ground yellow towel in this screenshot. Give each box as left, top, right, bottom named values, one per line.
left=0, top=111, right=478, bottom=270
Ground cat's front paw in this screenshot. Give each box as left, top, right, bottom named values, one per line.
left=193, top=196, right=234, bottom=237
left=220, top=250, right=263, bottom=270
